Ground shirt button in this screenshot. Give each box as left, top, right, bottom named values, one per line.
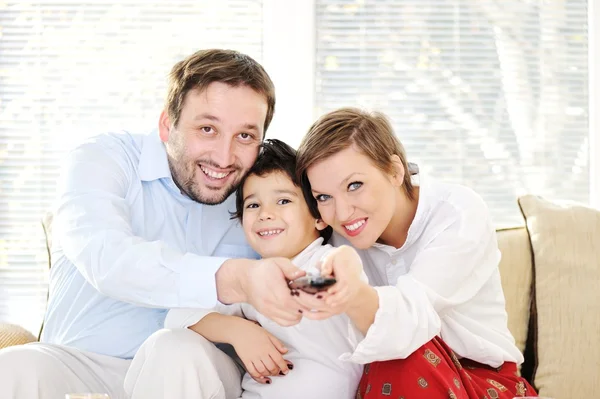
left=390, top=258, right=397, bottom=265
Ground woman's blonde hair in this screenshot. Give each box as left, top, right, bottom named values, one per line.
left=296, top=107, right=415, bottom=200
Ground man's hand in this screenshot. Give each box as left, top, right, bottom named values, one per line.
left=229, top=319, right=292, bottom=384
left=216, top=257, right=309, bottom=326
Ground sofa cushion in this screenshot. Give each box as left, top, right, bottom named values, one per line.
left=518, top=195, right=600, bottom=399
left=496, top=227, right=532, bottom=355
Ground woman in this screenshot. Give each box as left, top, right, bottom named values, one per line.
left=293, top=108, right=537, bottom=398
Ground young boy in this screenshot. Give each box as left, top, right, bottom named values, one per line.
left=165, top=139, right=367, bottom=399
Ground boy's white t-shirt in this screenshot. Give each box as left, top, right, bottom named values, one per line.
left=165, top=238, right=368, bottom=399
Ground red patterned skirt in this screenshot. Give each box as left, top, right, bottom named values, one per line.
left=356, top=337, right=537, bottom=398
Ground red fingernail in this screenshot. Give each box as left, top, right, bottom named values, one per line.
left=266, top=379, right=271, bottom=384
left=298, top=309, right=303, bottom=313
left=316, top=295, right=323, bottom=299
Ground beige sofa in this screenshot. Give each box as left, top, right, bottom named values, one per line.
left=497, top=195, right=600, bottom=399
left=1, top=195, right=598, bottom=399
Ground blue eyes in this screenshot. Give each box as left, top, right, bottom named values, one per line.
left=348, top=182, right=362, bottom=191
left=314, top=181, right=363, bottom=202
left=315, top=194, right=331, bottom=202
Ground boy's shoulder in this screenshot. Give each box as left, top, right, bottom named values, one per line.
left=292, top=239, right=333, bottom=271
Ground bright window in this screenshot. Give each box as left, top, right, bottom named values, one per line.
left=0, top=0, right=591, bottom=332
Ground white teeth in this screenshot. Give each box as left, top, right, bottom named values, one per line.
left=258, top=229, right=283, bottom=236
left=200, top=166, right=230, bottom=179
left=345, top=220, right=365, bottom=231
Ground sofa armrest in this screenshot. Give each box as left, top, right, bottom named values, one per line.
left=0, top=323, right=38, bottom=350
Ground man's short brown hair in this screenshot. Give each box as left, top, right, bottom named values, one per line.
left=165, top=49, right=275, bottom=132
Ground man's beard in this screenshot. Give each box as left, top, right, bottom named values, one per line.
left=167, top=156, right=240, bottom=205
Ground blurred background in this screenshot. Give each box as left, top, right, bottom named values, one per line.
left=0, top=0, right=591, bottom=333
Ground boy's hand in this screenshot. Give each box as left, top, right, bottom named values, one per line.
left=230, top=319, right=292, bottom=384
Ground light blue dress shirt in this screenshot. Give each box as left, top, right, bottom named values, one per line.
left=41, top=131, right=258, bottom=359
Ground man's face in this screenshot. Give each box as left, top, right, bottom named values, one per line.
left=159, top=82, right=268, bottom=205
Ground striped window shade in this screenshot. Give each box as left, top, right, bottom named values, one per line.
left=0, top=0, right=263, bottom=334
left=315, top=0, right=589, bottom=228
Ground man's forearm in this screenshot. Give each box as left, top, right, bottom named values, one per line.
left=215, top=258, right=252, bottom=304
left=188, top=312, right=247, bottom=344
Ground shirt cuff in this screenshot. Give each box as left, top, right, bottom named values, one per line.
left=178, top=253, right=229, bottom=308
left=339, top=285, right=395, bottom=364
left=340, top=278, right=441, bottom=364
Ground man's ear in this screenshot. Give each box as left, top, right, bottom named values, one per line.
left=158, top=110, right=172, bottom=143
left=315, top=218, right=328, bottom=231
left=390, top=154, right=405, bottom=187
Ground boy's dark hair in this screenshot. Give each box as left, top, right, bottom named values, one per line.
left=232, top=139, right=332, bottom=243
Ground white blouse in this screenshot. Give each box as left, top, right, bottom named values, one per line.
left=334, top=175, right=524, bottom=368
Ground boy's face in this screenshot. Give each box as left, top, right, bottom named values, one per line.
left=241, top=171, right=326, bottom=259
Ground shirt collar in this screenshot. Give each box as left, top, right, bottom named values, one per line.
left=138, top=131, right=172, bottom=182
left=292, top=237, right=325, bottom=266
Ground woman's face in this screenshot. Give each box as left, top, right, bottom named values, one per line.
left=306, top=145, right=401, bottom=249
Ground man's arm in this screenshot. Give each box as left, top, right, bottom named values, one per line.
left=216, top=257, right=308, bottom=326
left=56, top=137, right=227, bottom=308
left=58, top=136, right=309, bottom=321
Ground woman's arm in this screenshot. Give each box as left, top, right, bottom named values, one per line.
left=344, top=282, right=379, bottom=335
left=300, top=189, right=502, bottom=364
left=340, top=191, right=501, bottom=364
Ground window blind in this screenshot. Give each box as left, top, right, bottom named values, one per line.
left=0, top=0, right=263, bottom=334
left=315, top=0, right=589, bottom=228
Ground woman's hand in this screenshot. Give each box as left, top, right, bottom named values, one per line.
left=319, top=245, right=364, bottom=310
left=229, top=319, right=293, bottom=384
left=292, top=245, right=366, bottom=319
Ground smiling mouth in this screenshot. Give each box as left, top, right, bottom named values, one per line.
left=257, top=229, right=283, bottom=237
left=200, top=165, right=231, bottom=180
left=343, top=219, right=366, bottom=232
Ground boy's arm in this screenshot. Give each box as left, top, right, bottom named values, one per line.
left=165, top=304, right=243, bottom=330
left=170, top=307, right=292, bottom=382
left=188, top=312, right=249, bottom=345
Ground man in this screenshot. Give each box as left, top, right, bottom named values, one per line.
left=0, top=49, right=309, bottom=399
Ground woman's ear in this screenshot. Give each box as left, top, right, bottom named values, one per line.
left=315, top=218, right=328, bottom=231
left=158, top=110, right=172, bottom=143
left=390, top=154, right=405, bottom=186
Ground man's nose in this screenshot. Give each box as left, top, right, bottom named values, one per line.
left=212, top=137, right=235, bottom=167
